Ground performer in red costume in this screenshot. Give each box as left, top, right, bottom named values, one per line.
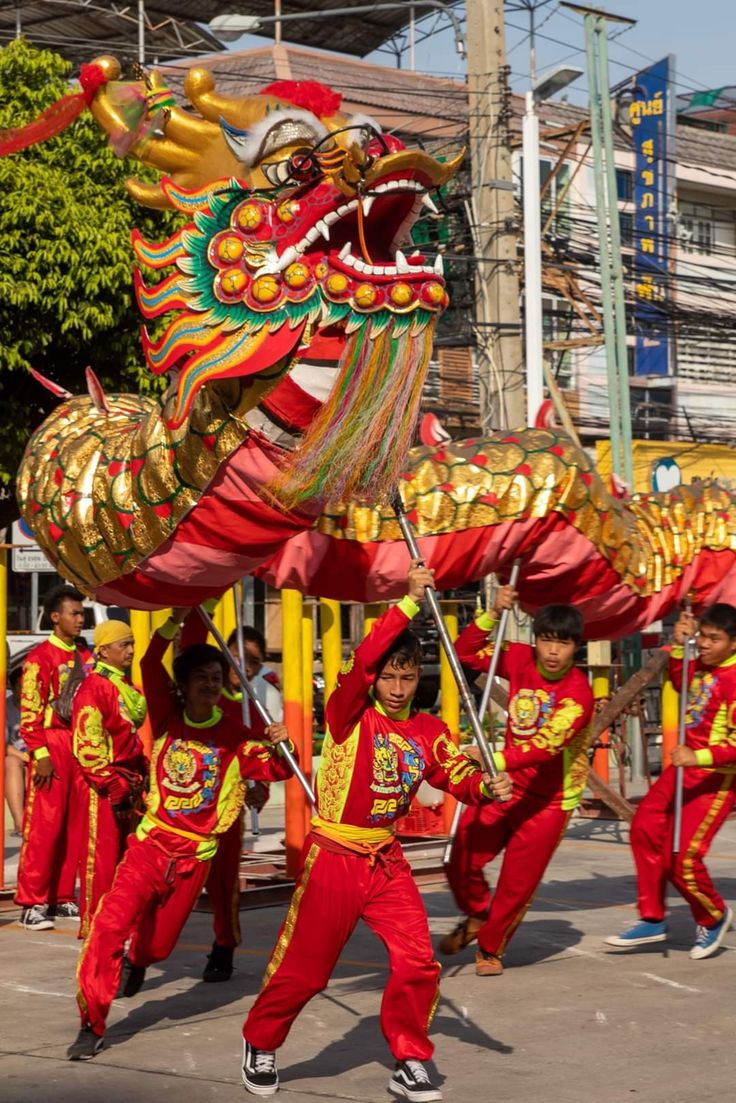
left=67, top=610, right=294, bottom=1061
left=441, top=587, right=593, bottom=977
left=241, top=561, right=512, bottom=1103
left=16, top=585, right=90, bottom=930
left=606, top=603, right=736, bottom=959
left=72, top=619, right=148, bottom=937
left=178, top=606, right=272, bottom=983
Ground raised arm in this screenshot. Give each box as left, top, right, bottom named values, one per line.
left=325, top=561, right=433, bottom=743
left=140, top=614, right=182, bottom=734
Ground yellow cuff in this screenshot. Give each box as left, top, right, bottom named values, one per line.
left=476, top=610, right=497, bottom=633
left=398, top=595, right=421, bottom=619
left=694, top=748, right=714, bottom=767
left=671, top=645, right=684, bottom=658
left=493, top=750, right=507, bottom=771
left=157, top=619, right=179, bottom=641
left=33, top=746, right=50, bottom=761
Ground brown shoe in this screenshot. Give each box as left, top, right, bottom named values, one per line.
left=438, top=915, right=485, bottom=956
left=475, top=949, right=504, bottom=976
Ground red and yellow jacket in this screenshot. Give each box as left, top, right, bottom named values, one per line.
left=456, top=612, right=594, bottom=810
left=72, top=664, right=147, bottom=805
left=669, top=647, right=736, bottom=771
left=20, top=634, right=92, bottom=759
left=315, top=597, right=493, bottom=843
left=137, top=625, right=292, bottom=859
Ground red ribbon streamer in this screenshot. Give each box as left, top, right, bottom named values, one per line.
left=0, top=62, right=107, bottom=157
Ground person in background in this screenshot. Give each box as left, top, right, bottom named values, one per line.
left=228, top=625, right=284, bottom=723
left=5, top=667, right=28, bottom=836
left=72, top=620, right=148, bottom=937
left=15, top=585, right=90, bottom=930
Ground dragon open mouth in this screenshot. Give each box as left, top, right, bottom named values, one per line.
left=275, top=175, right=443, bottom=281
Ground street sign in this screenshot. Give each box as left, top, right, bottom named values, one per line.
left=11, top=519, right=55, bottom=573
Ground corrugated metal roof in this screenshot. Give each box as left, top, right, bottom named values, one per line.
left=0, top=0, right=452, bottom=63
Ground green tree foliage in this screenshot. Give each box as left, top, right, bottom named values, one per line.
left=0, top=39, right=175, bottom=512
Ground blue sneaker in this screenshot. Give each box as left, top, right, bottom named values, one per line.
left=604, top=919, right=667, bottom=948
left=690, top=906, right=733, bottom=960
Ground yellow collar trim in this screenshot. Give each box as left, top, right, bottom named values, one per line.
left=48, top=633, right=77, bottom=654
left=373, top=695, right=411, bottom=721
left=184, top=706, right=223, bottom=729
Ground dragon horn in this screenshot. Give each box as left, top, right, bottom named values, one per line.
left=27, top=367, right=73, bottom=400
left=85, top=367, right=110, bottom=415
left=184, top=68, right=260, bottom=126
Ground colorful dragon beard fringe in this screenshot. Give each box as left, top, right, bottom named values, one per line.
left=17, top=58, right=459, bottom=591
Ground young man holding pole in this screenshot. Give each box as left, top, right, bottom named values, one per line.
left=16, top=585, right=90, bottom=930
left=605, top=603, right=736, bottom=959
left=67, top=610, right=294, bottom=1061
left=441, top=586, right=593, bottom=976
left=240, top=561, right=511, bottom=1102
left=72, top=620, right=148, bottom=937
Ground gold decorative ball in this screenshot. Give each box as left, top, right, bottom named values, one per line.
left=277, top=200, right=298, bottom=223
left=354, top=283, right=377, bottom=307
left=252, top=274, right=281, bottom=303
left=217, top=235, right=245, bottom=263
left=284, top=263, right=311, bottom=289
left=389, top=282, right=414, bottom=306
left=423, top=281, right=445, bottom=304
left=314, top=261, right=329, bottom=279
left=236, top=203, right=264, bottom=231
left=326, top=273, right=350, bottom=295
left=219, top=268, right=247, bottom=297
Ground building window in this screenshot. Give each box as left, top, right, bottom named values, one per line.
left=679, top=200, right=736, bottom=256
left=630, top=385, right=673, bottom=441
left=616, top=168, right=633, bottom=202
left=620, top=211, right=634, bottom=247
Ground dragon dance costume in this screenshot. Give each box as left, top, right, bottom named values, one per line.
left=76, top=623, right=293, bottom=1037
left=244, top=597, right=494, bottom=1063
left=448, top=613, right=594, bottom=960
left=72, top=656, right=148, bottom=937
left=630, top=647, right=736, bottom=926
left=16, top=634, right=92, bottom=911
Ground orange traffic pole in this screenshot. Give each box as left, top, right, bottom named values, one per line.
left=282, top=588, right=306, bottom=877
left=592, top=668, right=610, bottom=783
left=661, top=675, right=679, bottom=773
left=319, top=598, right=342, bottom=705
left=130, top=610, right=153, bottom=759
left=440, top=602, right=460, bottom=832
left=301, top=603, right=314, bottom=837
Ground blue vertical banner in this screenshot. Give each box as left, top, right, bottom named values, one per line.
left=631, top=56, right=674, bottom=376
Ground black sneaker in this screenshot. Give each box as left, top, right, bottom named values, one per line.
left=116, top=956, right=146, bottom=998
left=389, top=1060, right=443, bottom=1102
left=51, top=902, right=81, bottom=921
left=203, top=942, right=234, bottom=982
left=20, top=905, right=54, bottom=931
left=242, top=1038, right=279, bottom=1096
left=67, top=1026, right=104, bottom=1061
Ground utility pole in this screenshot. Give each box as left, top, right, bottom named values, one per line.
left=466, top=0, right=525, bottom=431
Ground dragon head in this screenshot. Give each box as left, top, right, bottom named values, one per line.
left=89, top=58, right=462, bottom=502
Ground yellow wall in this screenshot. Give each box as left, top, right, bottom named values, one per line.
left=596, top=439, right=736, bottom=495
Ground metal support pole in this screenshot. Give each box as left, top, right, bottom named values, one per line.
left=595, top=19, right=634, bottom=488
left=234, top=583, right=259, bottom=834
left=137, top=0, right=145, bottom=64
left=523, top=93, right=544, bottom=426
left=672, top=635, right=693, bottom=855
left=584, top=12, right=622, bottom=479
left=476, top=561, right=522, bottom=724
left=391, top=495, right=499, bottom=780
left=197, top=605, right=315, bottom=806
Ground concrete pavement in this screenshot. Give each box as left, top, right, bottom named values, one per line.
left=2, top=811, right=736, bottom=1103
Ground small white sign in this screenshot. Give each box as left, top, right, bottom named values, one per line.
left=12, top=519, right=55, bottom=573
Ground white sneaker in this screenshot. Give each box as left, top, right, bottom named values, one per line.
left=51, top=902, right=80, bottom=921
left=21, top=905, right=54, bottom=931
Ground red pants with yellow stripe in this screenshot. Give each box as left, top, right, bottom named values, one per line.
left=244, top=834, right=440, bottom=1061
left=77, top=834, right=209, bottom=1036
left=631, top=765, right=736, bottom=925
left=16, top=729, right=85, bottom=908
left=206, top=814, right=243, bottom=949
left=446, top=797, right=570, bottom=957
left=78, top=789, right=132, bottom=939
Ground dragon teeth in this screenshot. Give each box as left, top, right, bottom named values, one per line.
left=339, top=241, right=352, bottom=260
left=315, top=218, right=330, bottom=241
left=434, top=254, right=444, bottom=276
left=361, top=195, right=376, bottom=218
left=395, top=249, right=411, bottom=274
left=422, top=193, right=440, bottom=215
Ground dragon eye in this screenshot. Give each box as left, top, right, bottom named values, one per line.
left=261, top=159, right=294, bottom=187
left=287, top=149, right=319, bottom=181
